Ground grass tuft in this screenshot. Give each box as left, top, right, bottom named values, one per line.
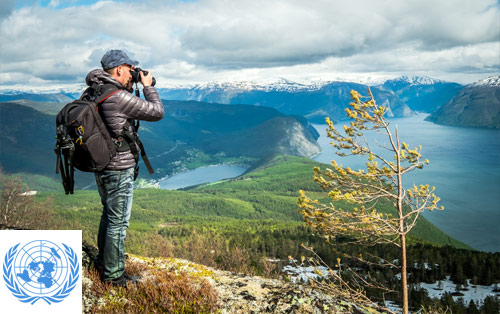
left=85, top=258, right=220, bottom=313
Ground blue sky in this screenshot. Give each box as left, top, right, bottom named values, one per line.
left=14, top=0, right=104, bottom=9
left=1, top=0, right=499, bottom=90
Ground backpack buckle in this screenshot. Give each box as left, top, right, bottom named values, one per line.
left=76, top=125, right=84, bottom=136
left=114, top=138, right=123, bottom=148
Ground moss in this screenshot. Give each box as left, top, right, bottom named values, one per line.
left=86, top=257, right=220, bottom=313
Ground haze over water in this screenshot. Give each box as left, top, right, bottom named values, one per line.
left=313, top=114, right=500, bottom=252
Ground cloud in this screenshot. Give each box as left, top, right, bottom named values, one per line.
left=0, top=0, right=15, bottom=19
left=0, top=0, right=498, bottom=88
left=176, top=0, right=499, bottom=67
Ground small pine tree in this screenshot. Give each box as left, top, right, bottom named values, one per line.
left=298, top=89, right=443, bottom=314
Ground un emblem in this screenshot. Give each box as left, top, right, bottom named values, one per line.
left=2, top=240, right=79, bottom=305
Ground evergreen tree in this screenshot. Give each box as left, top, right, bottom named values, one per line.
left=466, top=300, right=480, bottom=314
left=481, top=296, right=500, bottom=314
left=453, top=264, right=467, bottom=286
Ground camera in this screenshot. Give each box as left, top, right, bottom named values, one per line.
left=130, top=67, right=156, bottom=86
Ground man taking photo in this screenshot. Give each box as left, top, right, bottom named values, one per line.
left=80, top=49, right=164, bottom=286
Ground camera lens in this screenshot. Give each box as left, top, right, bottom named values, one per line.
left=130, top=69, right=138, bottom=83
left=129, top=68, right=156, bottom=86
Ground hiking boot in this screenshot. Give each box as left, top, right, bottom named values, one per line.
left=106, top=272, right=140, bottom=287
left=123, top=272, right=141, bottom=282
left=93, top=257, right=103, bottom=271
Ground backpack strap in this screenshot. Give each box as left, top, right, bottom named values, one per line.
left=94, top=83, right=120, bottom=103
left=90, top=83, right=155, bottom=177
left=120, top=120, right=155, bottom=176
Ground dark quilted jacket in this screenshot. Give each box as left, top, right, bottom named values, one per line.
left=80, top=69, right=164, bottom=170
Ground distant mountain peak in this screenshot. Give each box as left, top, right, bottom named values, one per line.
left=427, top=75, right=500, bottom=128
left=187, top=79, right=328, bottom=93
left=0, top=84, right=84, bottom=95
left=390, top=75, right=447, bottom=85
left=469, top=75, right=500, bottom=87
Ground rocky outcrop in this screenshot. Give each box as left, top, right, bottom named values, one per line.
left=82, top=244, right=380, bottom=313
left=207, top=265, right=372, bottom=313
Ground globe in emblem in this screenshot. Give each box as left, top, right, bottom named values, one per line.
left=12, top=240, right=70, bottom=296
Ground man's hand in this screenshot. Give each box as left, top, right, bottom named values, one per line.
left=140, top=70, right=153, bottom=87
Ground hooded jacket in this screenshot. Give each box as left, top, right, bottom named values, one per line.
left=81, top=69, right=164, bottom=170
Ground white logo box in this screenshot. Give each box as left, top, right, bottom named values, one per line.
left=0, top=230, right=82, bottom=314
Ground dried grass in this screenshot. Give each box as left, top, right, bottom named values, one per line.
left=85, top=258, right=220, bottom=313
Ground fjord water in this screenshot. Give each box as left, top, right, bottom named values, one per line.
left=159, top=165, right=247, bottom=190
left=313, top=114, right=500, bottom=252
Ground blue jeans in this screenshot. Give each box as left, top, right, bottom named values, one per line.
left=95, top=167, right=135, bottom=281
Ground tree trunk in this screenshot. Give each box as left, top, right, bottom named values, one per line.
left=395, top=129, right=408, bottom=314
left=400, top=233, right=408, bottom=314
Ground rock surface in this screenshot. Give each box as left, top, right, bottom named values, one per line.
left=82, top=244, right=380, bottom=313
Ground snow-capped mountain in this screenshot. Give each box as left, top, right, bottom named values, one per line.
left=468, top=75, right=500, bottom=87
left=157, top=79, right=413, bottom=123
left=427, top=76, right=500, bottom=128
left=0, top=83, right=85, bottom=95
left=381, top=76, right=463, bottom=113
left=0, top=90, right=78, bottom=103
left=167, top=75, right=448, bottom=93
left=182, top=78, right=328, bottom=93
left=2, top=75, right=485, bottom=125
left=162, top=76, right=394, bottom=93
left=156, top=75, right=471, bottom=121
left=388, top=75, right=448, bottom=86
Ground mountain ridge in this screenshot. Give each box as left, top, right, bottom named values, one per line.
left=469, top=75, right=500, bottom=87
left=426, top=75, right=500, bottom=128
left=0, top=75, right=467, bottom=125
left=0, top=75, right=462, bottom=101
left=386, top=75, right=449, bottom=85
left=157, top=80, right=413, bottom=123
left=380, top=77, right=463, bottom=113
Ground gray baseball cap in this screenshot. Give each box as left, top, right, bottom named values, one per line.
left=100, top=49, right=139, bottom=70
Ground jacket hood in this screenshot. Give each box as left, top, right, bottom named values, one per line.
left=85, top=69, right=123, bottom=89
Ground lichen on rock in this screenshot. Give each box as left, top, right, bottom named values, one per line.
left=82, top=243, right=380, bottom=313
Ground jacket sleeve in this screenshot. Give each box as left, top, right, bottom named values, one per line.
left=113, top=87, right=164, bottom=121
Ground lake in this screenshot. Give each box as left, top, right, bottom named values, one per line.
left=312, top=114, right=500, bottom=252
left=159, top=165, right=247, bottom=190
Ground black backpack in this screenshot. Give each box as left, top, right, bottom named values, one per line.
left=54, top=84, right=154, bottom=194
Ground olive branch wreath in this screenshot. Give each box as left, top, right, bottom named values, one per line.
left=3, top=243, right=80, bottom=305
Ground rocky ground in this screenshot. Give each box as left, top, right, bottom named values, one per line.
left=82, top=243, right=381, bottom=313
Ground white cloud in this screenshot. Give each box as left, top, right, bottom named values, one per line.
left=0, top=0, right=498, bottom=89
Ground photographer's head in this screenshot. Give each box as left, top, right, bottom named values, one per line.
left=101, top=49, right=138, bottom=90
